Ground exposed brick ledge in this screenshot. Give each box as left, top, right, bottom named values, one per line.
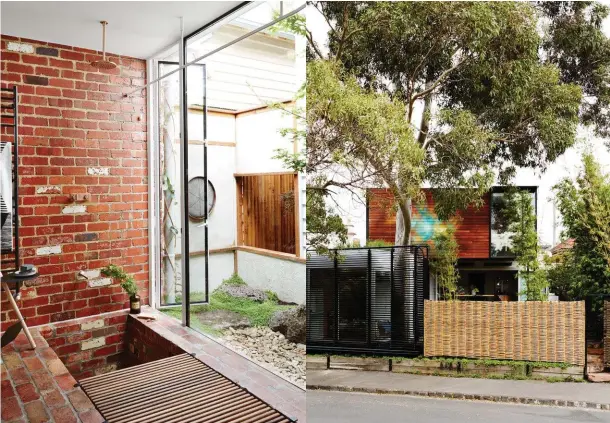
left=1, top=330, right=104, bottom=423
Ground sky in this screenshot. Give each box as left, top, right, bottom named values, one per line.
left=307, top=2, right=610, bottom=249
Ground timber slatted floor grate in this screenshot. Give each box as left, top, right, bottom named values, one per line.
left=77, top=353, right=295, bottom=423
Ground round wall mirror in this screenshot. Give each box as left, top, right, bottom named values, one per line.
left=188, top=176, right=216, bottom=221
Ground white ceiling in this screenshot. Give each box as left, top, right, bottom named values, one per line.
left=0, top=1, right=244, bottom=59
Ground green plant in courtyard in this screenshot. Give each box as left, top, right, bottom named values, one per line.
left=430, top=228, right=459, bottom=300
left=503, top=189, right=548, bottom=301
left=101, top=264, right=138, bottom=297
left=222, top=273, right=247, bottom=286
left=160, top=275, right=292, bottom=332
left=550, top=153, right=610, bottom=303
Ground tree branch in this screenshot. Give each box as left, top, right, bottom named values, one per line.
left=410, top=57, right=466, bottom=106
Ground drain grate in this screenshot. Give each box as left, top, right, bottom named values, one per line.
left=78, top=353, right=294, bottom=423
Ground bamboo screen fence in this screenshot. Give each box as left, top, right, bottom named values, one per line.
left=236, top=173, right=296, bottom=254
left=424, top=301, right=585, bottom=365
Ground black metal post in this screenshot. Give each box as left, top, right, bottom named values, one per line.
left=181, top=45, right=190, bottom=327
left=203, top=65, right=209, bottom=304
left=13, top=86, right=19, bottom=271
left=390, top=247, right=394, bottom=347
left=413, top=247, right=418, bottom=343
left=367, top=248, right=372, bottom=347
left=334, top=253, right=339, bottom=344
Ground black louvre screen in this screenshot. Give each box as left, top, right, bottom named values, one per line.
left=307, top=246, right=429, bottom=356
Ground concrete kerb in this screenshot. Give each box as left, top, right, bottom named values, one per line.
left=306, top=384, right=610, bottom=410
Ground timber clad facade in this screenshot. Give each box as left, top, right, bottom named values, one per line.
left=368, top=188, right=490, bottom=259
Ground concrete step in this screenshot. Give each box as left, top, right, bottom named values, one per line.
left=588, top=372, right=610, bottom=383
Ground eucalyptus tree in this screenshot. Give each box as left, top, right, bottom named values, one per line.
left=308, top=1, right=610, bottom=245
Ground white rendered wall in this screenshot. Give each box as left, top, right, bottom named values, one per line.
left=237, top=251, right=305, bottom=304
left=235, top=108, right=296, bottom=174
left=187, top=144, right=236, bottom=251
left=176, top=253, right=235, bottom=295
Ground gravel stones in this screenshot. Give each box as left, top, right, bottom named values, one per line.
left=216, top=284, right=268, bottom=302
left=223, top=326, right=306, bottom=388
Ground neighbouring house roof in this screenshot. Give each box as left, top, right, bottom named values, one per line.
left=550, top=238, right=575, bottom=255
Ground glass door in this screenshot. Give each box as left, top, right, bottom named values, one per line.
left=157, top=62, right=208, bottom=317
left=183, top=62, right=209, bottom=324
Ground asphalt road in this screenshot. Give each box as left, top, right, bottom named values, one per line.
left=307, top=390, right=610, bottom=423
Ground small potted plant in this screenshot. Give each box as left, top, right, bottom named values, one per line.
left=101, top=264, right=140, bottom=314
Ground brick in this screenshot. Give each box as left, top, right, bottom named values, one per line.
left=36, top=245, right=62, bottom=256
left=87, top=278, right=112, bottom=288
left=51, top=406, right=78, bottom=423
left=1, top=379, right=16, bottom=399
left=93, top=345, right=117, bottom=357
left=78, top=409, right=104, bottom=423
left=50, top=311, right=76, bottom=323
left=36, top=47, right=58, bottom=56
left=16, top=383, right=40, bottom=403
left=53, top=373, right=77, bottom=392
left=81, top=337, right=105, bottom=350
left=7, top=41, right=34, bottom=53
left=24, top=400, right=49, bottom=423
left=9, top=367, right=30, bottom=385
left=1, top=396, right=22, bottom=421
left=43, top=389, right=66, bottom=407
left=67, top=389, right=94, bottom=412
left=75, top=233, right=98, bottom=242
left=62, top=205, right=86, bottom=214
left=24, top=75, right=49, bottom=86
left=47, top=359, right=69, bottom=376
left=22, top=357, right=44, bottom=373
left=30, top=373, right=56, bottom=396
left=55, top=344, right=80, bottom=356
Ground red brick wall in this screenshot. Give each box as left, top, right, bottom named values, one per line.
left=1, top=35, right=149, bottom=331
left=125, top=317, right=185, bottom=365
left=37, top=310, right=130, bottom=379
left=368, top=188, right=491, bottom=258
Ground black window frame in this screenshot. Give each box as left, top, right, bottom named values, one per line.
left=488, top=186, right=538, bottom=259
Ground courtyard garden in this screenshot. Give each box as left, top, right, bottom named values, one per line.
left=162, top=274, right=306, bottom=387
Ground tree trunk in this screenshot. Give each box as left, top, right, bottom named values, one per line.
left=395, top=198, right=412, bottom=246
left=161, top=79, right=177, bottom=304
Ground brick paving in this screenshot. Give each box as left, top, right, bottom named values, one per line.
left=1, top=330, right=103, bottom=423
left=2, top=309, right=305, bottom=422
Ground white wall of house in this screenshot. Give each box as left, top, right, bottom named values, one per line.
left=235, top=108, right=296, bottom=173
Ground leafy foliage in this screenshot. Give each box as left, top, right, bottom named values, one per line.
left=430, top=228, right=460, bottom=300
left=307, top=59, right=425, bottom=246
left=550, top=153, right=610, bottom=301
left=308, top=1, right=604, bottom=246
left=539, top=2, right=610, bottom=140
left=101, top=264, right=138, bottom=298
left=503, top=190, right=548, bottom=300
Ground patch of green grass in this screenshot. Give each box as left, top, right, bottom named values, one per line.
left=205, top=291, right=292, bottom=326
left=223, top=273, right=247, bottom=286
left=160, top=275, right=292, bottom=331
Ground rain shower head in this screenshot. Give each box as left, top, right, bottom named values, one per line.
left=90, top=21, right=117, bottom=70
